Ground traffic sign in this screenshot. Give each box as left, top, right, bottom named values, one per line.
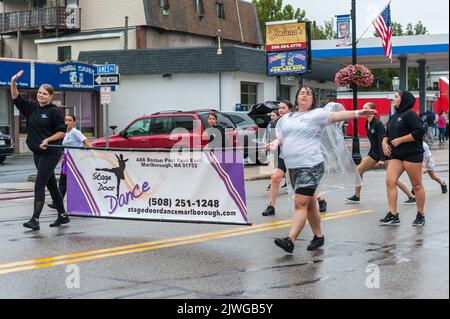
left=96, top=64, right=116, bottom=74
left=100, top=86, right=112, bottom=104
left=94, top=74, right=120, bottom=86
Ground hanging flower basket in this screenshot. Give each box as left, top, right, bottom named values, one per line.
left=335, top=64, right=374, bottom=88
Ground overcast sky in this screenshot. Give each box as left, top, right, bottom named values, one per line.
left=251, top=0, right=449, bottom=37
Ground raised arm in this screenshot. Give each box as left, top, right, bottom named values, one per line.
left=10, top=70, right=23, bottom=99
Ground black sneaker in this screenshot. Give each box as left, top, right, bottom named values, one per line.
left=318, top=199, right=327, bottom=213
left=281, top=182, right=287, bottom=188
left=442, top=183, right=448, bottom=194
left=262, top=205, right=275, bottom=216
left=47, top=202, right=57, bottom=209
left=379, top=212, right=400, bottom=225
left=23, top=218, right=40, bottom=231
left=274, top=237, right=294, bottom=253
left=50, top=213, right=70, bottom=227
left=412, top=213, right=425, bottom=226
left=403, top=197, right=416, bottom=205
left=344, top=195, right=360, bottom=203
left=307, top=235, right=325, bottom=251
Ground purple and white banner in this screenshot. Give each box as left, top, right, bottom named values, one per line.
left=66, top=149, right=250, bottom=225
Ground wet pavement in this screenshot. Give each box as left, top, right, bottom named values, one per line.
left=0, top=162, right=448, bottom=299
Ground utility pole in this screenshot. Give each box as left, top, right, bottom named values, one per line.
left=351, top=0, right=361, bottom=164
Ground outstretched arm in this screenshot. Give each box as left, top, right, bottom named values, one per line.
left=330, top=109, right=377, bottom=123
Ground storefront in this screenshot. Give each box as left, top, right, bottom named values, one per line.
left=0, top=58, right=100, bottom=152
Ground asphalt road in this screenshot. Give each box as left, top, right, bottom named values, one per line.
left=0, top=166, right=448, bottom=299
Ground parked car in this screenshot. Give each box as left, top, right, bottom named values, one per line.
left=92, top=110, right=239, bottom=150
left=0, top=132, right=14, bottom=164
left=224, top=111, right=267, bottom=164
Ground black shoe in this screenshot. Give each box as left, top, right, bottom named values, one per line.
left=266, top=184, right=271, bottom=191
left=50, top=213, right=70, bottom=227
left=412, top=213, right=425, bottom=226
left=442, top=183, right=448, bottom=194
left=47, top=202, right=57, bottom=209
left=403, top=197, right=416, bottom=205
left=23, top=218, right=40, bottom=231
left=307, top=235, right=325, bottom=251
left=262, top=205, right=275, bottom=216
left=274, top=237, right=294, bottom=253
left=379, top=212, right=400, bottom=225
left=344, top=195, right=360, bottom=203
left=318, top=199, right=327, bottom=213
left=281, top=182, right=287, bottom=188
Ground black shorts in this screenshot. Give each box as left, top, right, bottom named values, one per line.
left=276, top=156, right=287, bottom=173
left=390, top=153, right=424, bottom=163
left=368, top=152, right=381, bottom=162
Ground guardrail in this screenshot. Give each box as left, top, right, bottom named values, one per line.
left=0, top=6, right=81, bottom=34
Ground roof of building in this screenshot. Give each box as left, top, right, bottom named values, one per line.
left=78, top=46, right=341, bottom=82
left=143, top=0, right=262, bottom=46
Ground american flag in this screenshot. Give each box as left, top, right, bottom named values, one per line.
left=373, top=4, right=393, bottom=62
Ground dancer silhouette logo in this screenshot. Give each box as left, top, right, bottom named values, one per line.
left=95, top=154, right=151, bottom=215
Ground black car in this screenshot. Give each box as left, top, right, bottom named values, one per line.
left=0, top=132, right=14, bottom=164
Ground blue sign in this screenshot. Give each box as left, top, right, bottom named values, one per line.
left=96, top=64, right=116, bottom=75
left=0, top=60, right=32, bottom=88
left=35, top=62, right=96, bottom=90
left=267, top=50, right=308, bottom=76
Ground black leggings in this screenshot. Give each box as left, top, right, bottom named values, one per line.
left=33, top=153, right=65, bottom=219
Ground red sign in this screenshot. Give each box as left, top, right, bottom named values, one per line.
left=266, top=42, right=307, bottom=52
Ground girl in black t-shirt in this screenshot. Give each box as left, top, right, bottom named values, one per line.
left=10, top=70, right=69, bottom=231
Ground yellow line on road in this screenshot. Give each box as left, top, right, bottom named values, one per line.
left=0, top=210, right=370, bottom=275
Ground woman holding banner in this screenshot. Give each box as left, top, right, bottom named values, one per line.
left=266, top=85, right=376, bottom=254
left=48, top=114, right=92, bottom=210
left=10, top=70, right=68, bottom=230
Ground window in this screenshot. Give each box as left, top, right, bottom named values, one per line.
left=149, top=117, right=173, bottom=135
left=57, top=46, right=71, bottom=62
left=216, top=113, right=235, bottom=129
left=228, top=114, right=246, bottom=125
left=173, top=116, right=196, bottom=132
left=216, top=1, right=225, bottom=19
left=33, top=0, right=46, bottom=8
left=240, top=82, right=258, bottom=111
left=280, top=85, right=291, bottom=101
left=159, top=0, right=169, bottom=15
left=125, top=119, right=151, bottom=137
left=66, top=0, right=79, bottom=6
left=194, top=0, right=205, bottom=18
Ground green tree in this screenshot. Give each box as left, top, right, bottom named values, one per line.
left=414, top=21, right=428, bottom=35
left=252, top=0, right=306, bottom=42
left=391, top=22, right=403, bottom=36
left=316, top=18, right=337, bottom=40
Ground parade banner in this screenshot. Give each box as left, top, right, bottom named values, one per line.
left=66, top=149, right=250, bottom=225
left=336, top=15, right=352, bottom=47
left=267, top=50, right=308, bottom=76
left=265, top=21, right=307, bottom=52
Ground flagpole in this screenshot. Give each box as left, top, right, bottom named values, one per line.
left=356, top=0, right=391, bottom=44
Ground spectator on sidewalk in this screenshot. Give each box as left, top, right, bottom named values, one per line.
left=438, top=111, right=447, bottom=144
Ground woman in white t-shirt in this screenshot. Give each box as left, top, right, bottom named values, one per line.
left=420, top=141, right=447, bottom=193
left=266, top=85, right=376, bottom=254
left=48, top=114, right=92, bottom=209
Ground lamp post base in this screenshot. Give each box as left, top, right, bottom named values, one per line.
left=352, top=136, right=362, bottom=165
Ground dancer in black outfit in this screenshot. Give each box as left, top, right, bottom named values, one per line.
left=96, top=154, right=128, bottom=198
left=10, top=70, right=68, bottom=230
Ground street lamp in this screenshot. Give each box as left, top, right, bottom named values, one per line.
left=351, top=0, right=361, bottom=164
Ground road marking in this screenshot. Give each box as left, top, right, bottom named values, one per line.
left=0, top=209, right=370, bottom=275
